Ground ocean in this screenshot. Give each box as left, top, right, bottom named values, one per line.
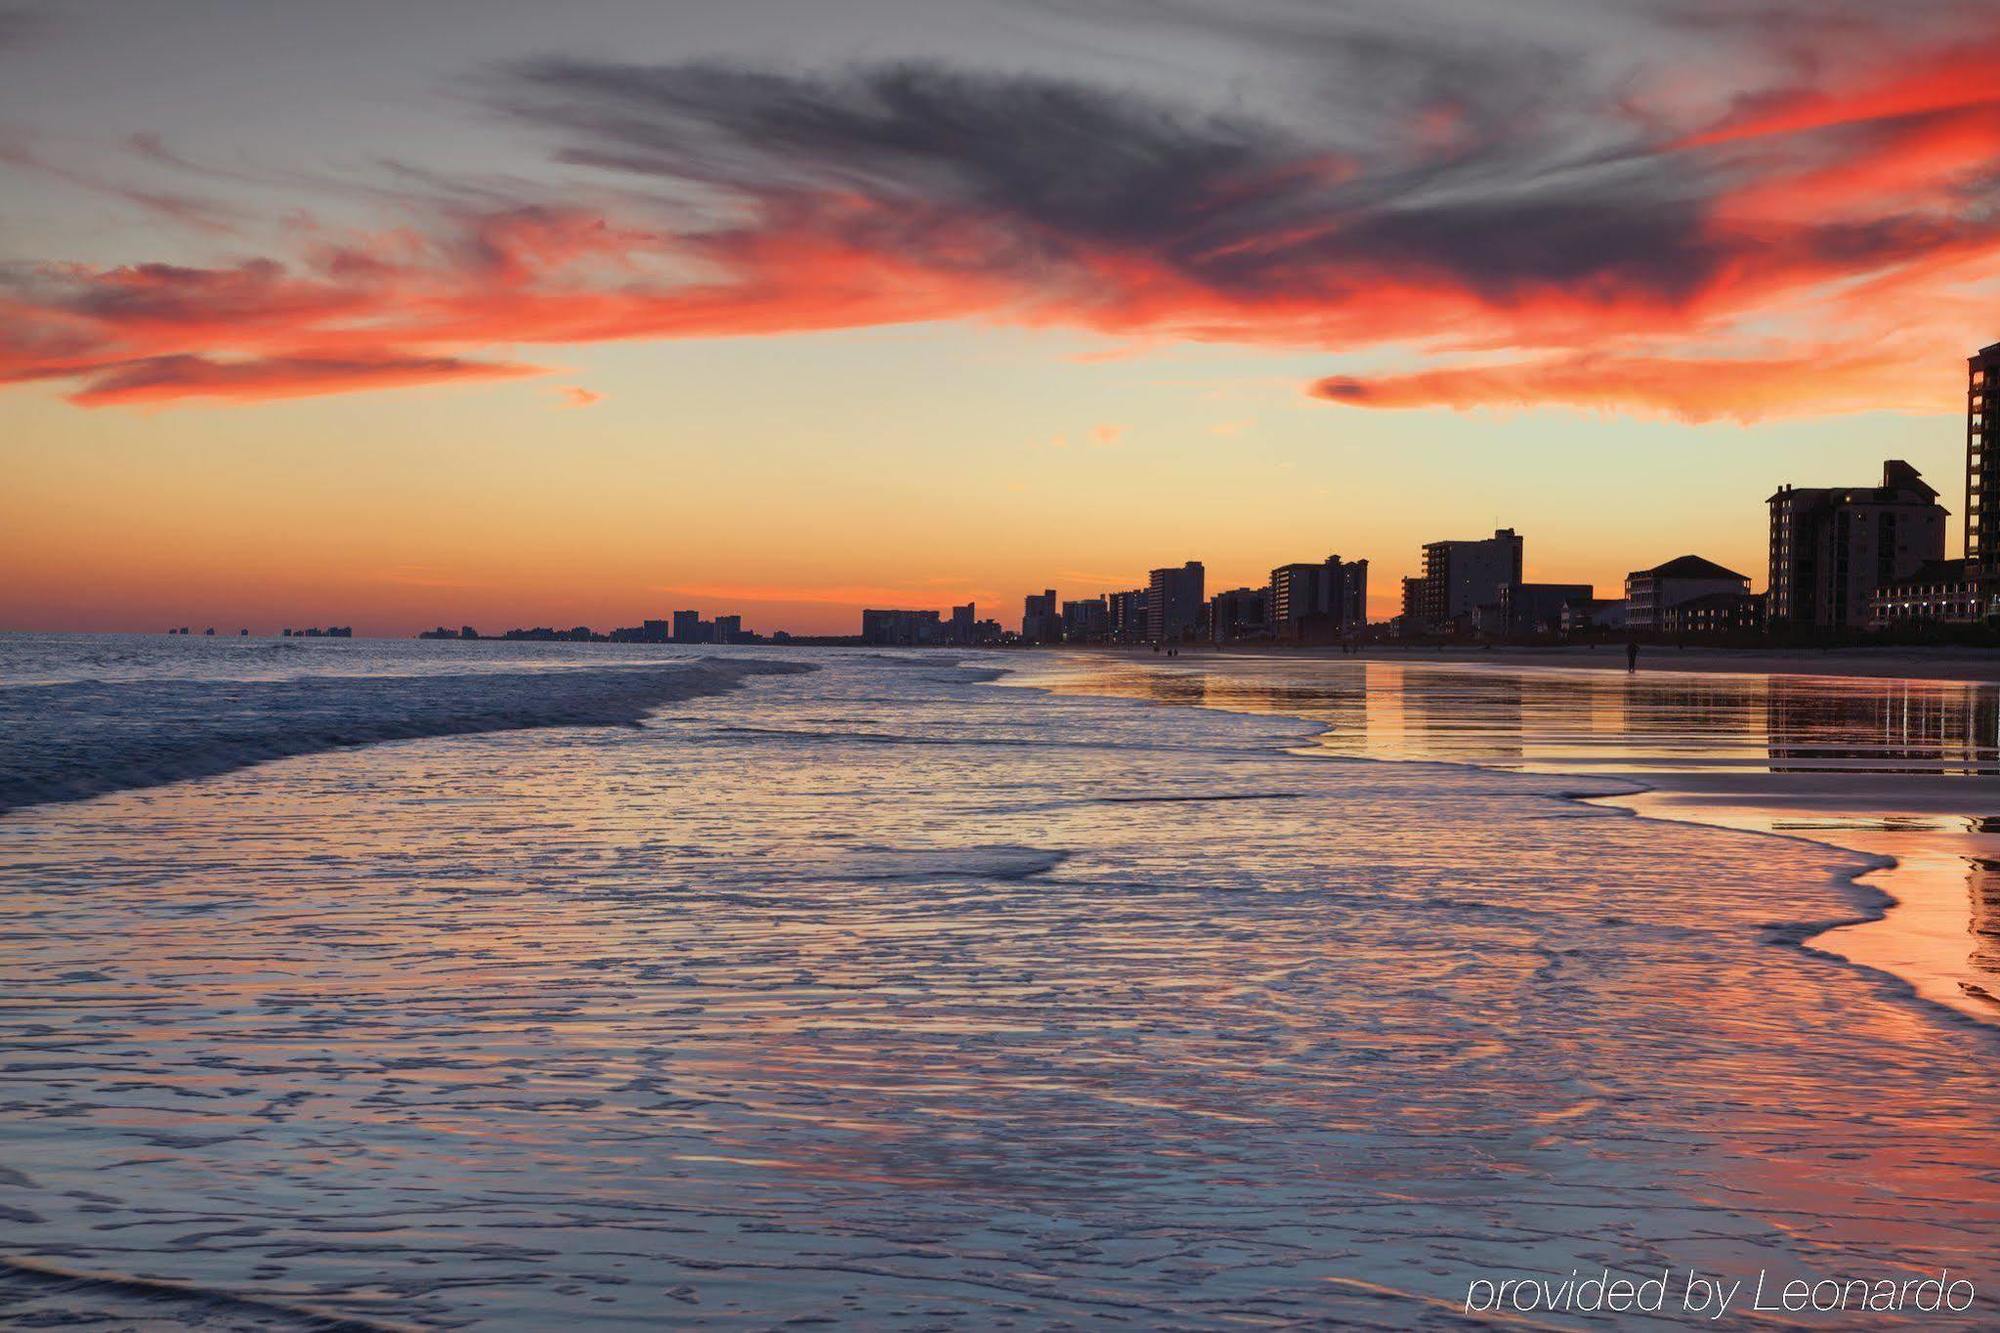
left=3, top=634, right=1998, bottom=1328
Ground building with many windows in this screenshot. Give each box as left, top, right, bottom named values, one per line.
left=1767, top=461, right=1946, bottom=631
left=1403, top=529, right=1522, bottom=631
left=1969, top=343, right=1999, bottom=577
left=1107, top=589, right=1148, bottom=643
left=1062, top=597, right=1110, bottom=642
left=1021, top=590, right=1060, bottom=644
left=1868, top=560, right=1992, bottom=627
left=1268, top=556, right=1368, bottom=639
left=1146, top=562, right=1205, bottom=642
left=1625, top=556, right=1750, bottom=630
left=1208, top=586, right=1268, bottom=643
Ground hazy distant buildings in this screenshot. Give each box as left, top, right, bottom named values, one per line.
left=713, top=615, right=742, bottom=644
left=861, top=608, right=942, bottom=645
left=1269, top=556, right=1367, bottom=640
left=1022, top=590, right=1060, bottom=644
left=1146, top=562, right=1205, bottom=642
left=672, top=609, right=707, bottom=643
left=1402, top=529, right=1522, bottom=632
left=1062, top=597, right=1109, bottom=643
left=1625, top=556, right=1751, bottom=631
left=1767, top=460, right=1946, bottom=631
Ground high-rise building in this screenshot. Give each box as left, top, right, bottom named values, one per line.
left=1146, top=562, right=1205, bottom=642
left=1107, top=588, right=1148, bottom=643
left=1209, top=586, right=1267, bottom=642
left=672, top=609, right=707, bottom=643
left=1969, top=342, right=1999, bottom=577
left=1021, top=590, right=1060, bottom=644
left=1061, top=597, right=1109, bottom=642
left=712, top=615, right=742, bottom=644
left=1405, top=529, right=1522, bottom=631
left=1767, top=461, right=1946, bottom=630
left=1268, top=555, right=1368, bottom=638
left=948, top=604, right=976, bottom=644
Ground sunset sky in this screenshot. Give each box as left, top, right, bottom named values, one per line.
left=5, top=0, right=2000, bottom=635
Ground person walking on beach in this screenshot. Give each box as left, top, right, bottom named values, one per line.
left=1626, top=641, right=1640, bottom=672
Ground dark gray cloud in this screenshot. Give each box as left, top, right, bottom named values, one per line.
left=490, top=53, right=1740, bottom=307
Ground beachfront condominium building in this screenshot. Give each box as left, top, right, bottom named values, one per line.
left=1062, top=597, right=1110, bottom=643
left=1969, top=342, right=2000, bottom=582
left=1208, top=586, right=1268, bottom=643
left=712, top=615, right=742, bottom=644
left=672, top=609, right=708, bottom=643
left=1405, top=529, right=1522, bottom=631
left=947, top=604, right=976, bottom=645
left=1021, top=590, right=1060, bottom=644
left=1767, top=460, right=1946, bottom=630
left=1625, top=556, right=1751, bottom=630
left=1107, top=588, right=1148, bottom=643
left=1146, top=562, right=1205, bottom=642
left=1268, top=556, right=1368, bottom=639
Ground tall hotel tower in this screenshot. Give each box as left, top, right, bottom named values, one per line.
left=1970, top=342, right=2000, bottom=576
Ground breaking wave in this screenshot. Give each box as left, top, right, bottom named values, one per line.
left=0, top=658, right=812, bottom=814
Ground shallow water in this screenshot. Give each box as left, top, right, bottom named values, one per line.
left=3, top=638, right=2000, bottom=1328
left=1016, top=652, right=2000, bottom=1022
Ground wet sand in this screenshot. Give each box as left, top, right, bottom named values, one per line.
left=1011, top=653, right=2000, bottom=1026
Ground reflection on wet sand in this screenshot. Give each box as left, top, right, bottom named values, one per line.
left=1020, top=653, right=2000, bottom=1021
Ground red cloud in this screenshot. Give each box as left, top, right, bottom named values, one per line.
left=5, top=19, right=2000, bottom=417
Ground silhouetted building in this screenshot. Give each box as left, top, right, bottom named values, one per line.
left=1767, top=460, right=1946, bottom=630
left=1209, top=587, right=1268, bottom=643
left=1560, top=598, right=1627, bottom=633
left=1146, top=562, right=1205, bottom=642
left=1107, top=588, right=1148, bottom=643
left=1022, top=590, right=1060, bottom=644
left=673, top=609, right=710, bottom=643
left=1970, top=343, right=2000, bottom=578
left=1660, top=590, right=1765, bottom=635
left=1870, top=559, right=1989, bottom=627
left=713, top=615, right=742, bottom=644
left=948, top=604, right=976, bottom=645
left=861, top=609, right=942, bottom=645
left=1269, top=556, right=1368, bottom=638
left=1626, top=556, right=1751, bottom=630
left=1496, top=582, right=1593, bottom=636
left=1405, top=529, right=1522, bottom=631
left=1062, top=597, right=1109, bottom=642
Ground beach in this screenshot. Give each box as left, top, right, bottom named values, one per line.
left=4, top=635, right=1999, bottom=1327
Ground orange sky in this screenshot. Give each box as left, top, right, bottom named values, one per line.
left=2, top=1, right=1996, bottom=635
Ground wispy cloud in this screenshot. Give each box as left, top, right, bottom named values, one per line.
left=5, top=3, right=2000, bottom=415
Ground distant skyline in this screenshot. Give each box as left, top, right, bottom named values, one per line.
left=5, top=1, right=1999, bottom=635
